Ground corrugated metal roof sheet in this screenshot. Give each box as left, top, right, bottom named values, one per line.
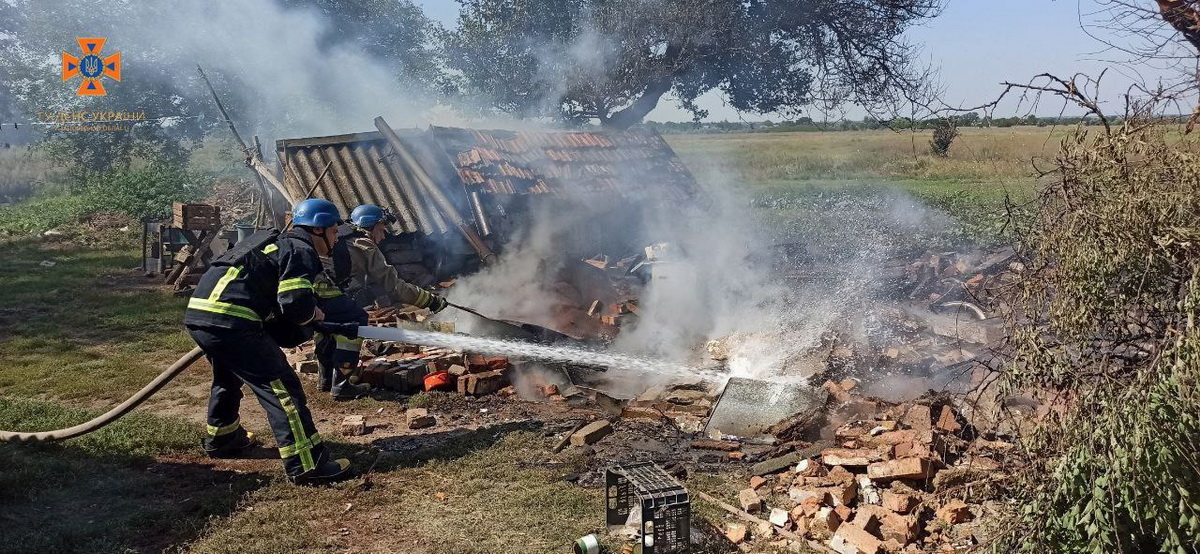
left=276, top=130, right=462, bottom=235
left=275, top=126, right=702, bottom=236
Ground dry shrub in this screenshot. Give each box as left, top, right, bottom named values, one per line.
left=996, top=120, right=1200, bottom=552
left=929, top=118, right=958, bottom=156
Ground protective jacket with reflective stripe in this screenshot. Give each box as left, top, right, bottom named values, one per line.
left=344, top=232, right=434, bottom=309
left=184, top=230, right=322, bottom=329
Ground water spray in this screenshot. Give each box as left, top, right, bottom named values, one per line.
left=356, top=326, right=724, bottom=381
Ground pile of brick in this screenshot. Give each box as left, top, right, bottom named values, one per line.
left=291, top=341, right=513, bottom=397
left=619, top=382, right=714, bottom=434
left=726, top=385, right=1010, bottom=553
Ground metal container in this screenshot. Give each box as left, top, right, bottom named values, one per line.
left=235, top=224, right=257, bottom=243
left=573, top=534, right=600, bottom=554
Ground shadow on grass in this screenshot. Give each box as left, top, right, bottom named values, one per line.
left=366, top=420, right=545, bottom=471
left=0, top=397, right=271, bottom=553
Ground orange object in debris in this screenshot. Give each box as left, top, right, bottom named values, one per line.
left=424, top=370, right=452, bottom=391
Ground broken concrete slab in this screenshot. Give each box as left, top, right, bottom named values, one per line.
left=406, top=408, right=435, bottom=429
left=928, top=314, right=1005, bottom=345
left=751, top=452, right=802, bottom=476
left=341, top=415, right=367, bottom=436
left=570, top=420, right=613, bottom=446
left=705, top=377, right=826, bottom=439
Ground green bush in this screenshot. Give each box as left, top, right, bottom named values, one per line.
left=996, top=122, right=1200, bottom=553
left=0, top=157, right=208, bottom=234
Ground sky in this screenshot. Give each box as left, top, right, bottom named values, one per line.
left=414, top=0, right=1189, bottom=121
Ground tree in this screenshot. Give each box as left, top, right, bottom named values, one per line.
left=0, top=0, right=207, bottom=174
left=279, top=0, right=445, bottom=94
left=928, top=118, right=957, bottom=156
left=445, top=0, right=943, bottom=129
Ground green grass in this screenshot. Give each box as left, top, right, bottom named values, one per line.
left=666, top=126, right=1060, bottom=185
left=0, top=397, right=266, bottom=553
left=0, top=239, right=195, bottom=402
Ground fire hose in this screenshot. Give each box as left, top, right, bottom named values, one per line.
left=0, top=324, right=417, bottom=444
left=0, top=347, right=206, bottom=443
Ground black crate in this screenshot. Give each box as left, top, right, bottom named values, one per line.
left=606, top=462, right=690, bottom=553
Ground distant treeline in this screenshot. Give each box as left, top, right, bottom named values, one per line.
left=641, top=113, right=1189, bottom=134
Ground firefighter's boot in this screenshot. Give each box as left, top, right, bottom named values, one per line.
left=289, top=457, right=354, bottom=486
left=318, top=362, right=333, bottom=392
left=331, top=366, right=372, bottom=401
left=201, top=426, right=260, bottom=459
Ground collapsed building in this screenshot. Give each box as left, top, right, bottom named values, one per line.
left=273, top=120, right=706, bottom=342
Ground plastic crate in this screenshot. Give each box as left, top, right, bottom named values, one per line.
left=606, top=462, right=691, bottom=553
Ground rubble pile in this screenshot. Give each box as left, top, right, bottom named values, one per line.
left=720, top=380, right=1012, bottom=554
left=287, top=309, right=516, bottom=398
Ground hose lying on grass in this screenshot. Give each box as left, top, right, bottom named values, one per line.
left=0, top=347, right=204, bottom=443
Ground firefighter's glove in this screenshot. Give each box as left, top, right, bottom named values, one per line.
left=313, top=321, right=360, bottom=339
left=427, top=294, right=448, bottom=314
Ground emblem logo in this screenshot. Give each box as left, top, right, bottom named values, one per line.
left=62, top=38, right=121, bottom=96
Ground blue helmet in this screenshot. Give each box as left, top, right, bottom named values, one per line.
left=350, top=204, right=385, bottom=228
left=291, top=198, right=341, bottom=228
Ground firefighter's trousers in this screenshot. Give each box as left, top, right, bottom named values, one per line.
left=314, top=294, right=369, bottom=392
left=188, top=325, right=330, bottom=477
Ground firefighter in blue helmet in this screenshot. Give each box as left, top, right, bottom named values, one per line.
left=183, top=198, right=353, bottom=485
left=336, top=204, right=448, bottom=313
left=315, top=204, right=448, bottom=398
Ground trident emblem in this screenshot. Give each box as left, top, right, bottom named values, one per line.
left=62, top=38, right=121, bottom=96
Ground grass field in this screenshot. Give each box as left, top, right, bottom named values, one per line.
left=666, top=126, right=1064, bottom=188
left=0, top=127, right=1067, bottom=552
left=667, top=126, right=1060, bottom=247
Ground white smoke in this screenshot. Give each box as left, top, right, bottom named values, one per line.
left=143, top=1, right=439, bottom=147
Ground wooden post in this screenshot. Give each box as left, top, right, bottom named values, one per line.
left=373, top=117, right=496, bottom=265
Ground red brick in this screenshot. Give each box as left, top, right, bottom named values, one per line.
left=881, top=491, right=919, bottom=514
left=872, top=430, right=917, bottom=446
left=935, top=499, right=973, bottom=524
left=901, top=405, right=932, bottom=432
left=727, top=451, right=746, bottom=461
left=832, top=523, right=883, bottom=554
left=749, top=475, right=768, bottom=489
left=406, top=408, right=435, bottom=429
left=824, top=380, right=853, bottom=404
left=821, top=481, right=859, bottom=506
left=867, top=458, right=936, bottom=482
left=738, top=488, right=762, bottom=513
left=825, top=465, right=856, bottom=484
left=621, top=406, right=663, bottom=421
left=880, top=513, right=920, bottom=544
left=340, top=415, right=366, bottom=436
left=691, top=439, right=741, bottom=452
left=823, top=447, right=886, bottom=467
left=935, top=405, right=962, bottom=434
left=725, top=522, right=747, bottom=544
left=465, top=370, right=508, bottom=396
left=569, top=420, right=612, bottom=446
left=809, top=507, right=843, bottom=540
